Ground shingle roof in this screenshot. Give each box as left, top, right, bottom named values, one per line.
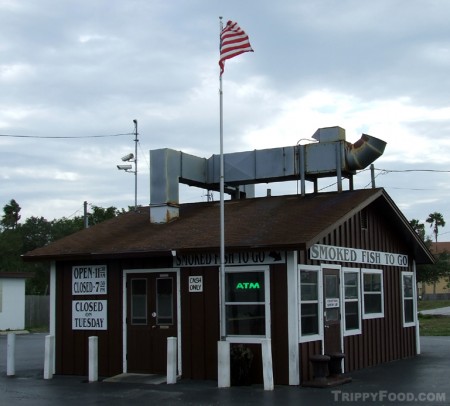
left=22, top=188, right=434, bottom=264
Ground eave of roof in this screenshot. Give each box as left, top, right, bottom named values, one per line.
left=0, top=272, right=34, bottom=279
left=22, top=188, right=434, bottom=265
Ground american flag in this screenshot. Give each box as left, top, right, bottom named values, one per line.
left=219, top=20, right=253, bottom=75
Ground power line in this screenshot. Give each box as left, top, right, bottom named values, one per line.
left=373, top=168, right=450, bottom=174
left=0, top=133, right=134, bottom=139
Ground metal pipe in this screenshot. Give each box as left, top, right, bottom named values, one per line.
left=345, top=134, right=387, bottom=171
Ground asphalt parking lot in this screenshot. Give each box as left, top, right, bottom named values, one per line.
left=1, top=333, right=449, bottom=405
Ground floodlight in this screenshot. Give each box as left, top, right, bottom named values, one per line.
left=117, top=164, right=132, bottom=170
left=121, top=153, right=134, bottom=162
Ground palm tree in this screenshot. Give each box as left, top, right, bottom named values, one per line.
left=1, top=199, right=21, bottom=230
left=426, top=212, right=446, bottom=244
left=409, top=219, right=425, bottom=240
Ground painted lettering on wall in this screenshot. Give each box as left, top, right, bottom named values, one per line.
left=72, top=265, right=107, bottom=295
left=174, top=251, right=284, bottom=267
left=310, top=244, right=408, bottom=268
left=72, top=300, right=107, bottom=330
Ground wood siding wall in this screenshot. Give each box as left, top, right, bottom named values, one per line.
left=53, top=201, right=418, bottom=384
left=180, top=263, right=289, bottom=385
left=55, top=257, right=171, bottom=376
left=180, top=267, right=220, bottom=380
left=55, top=256, right=289, bottom=384
left=299, top=203, right=417, bottom=382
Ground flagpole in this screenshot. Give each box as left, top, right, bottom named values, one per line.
left=219, top=16, right=226, bottom=341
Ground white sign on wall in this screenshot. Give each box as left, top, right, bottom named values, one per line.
left=326, top=298, right=340, bottom=308
left=188, top=276, right=203, bottom=292
left=72, top=300, right=107, bottom=330
left=72, top=265, right=107, bottom=295
left=174, top=251, right=285, bottom=268
left=310, top=244, right=409, bottom=268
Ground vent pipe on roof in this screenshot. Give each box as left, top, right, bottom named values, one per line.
left=345, top=134, right=386, bottom=171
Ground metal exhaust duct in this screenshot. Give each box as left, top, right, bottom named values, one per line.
left=345, top=134, right=387, bottom=171
left=149, top=127, right=386, bottom=223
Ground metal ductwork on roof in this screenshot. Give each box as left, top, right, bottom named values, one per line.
left=150, top=126, right=386, bottom=223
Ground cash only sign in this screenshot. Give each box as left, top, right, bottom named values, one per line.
left=72, top=265, right=107, bottom=330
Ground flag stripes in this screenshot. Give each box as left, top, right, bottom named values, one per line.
left=219, top=20, right=253, bottom=75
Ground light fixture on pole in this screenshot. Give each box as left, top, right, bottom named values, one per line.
left=117, top=119, right=139, bottom=211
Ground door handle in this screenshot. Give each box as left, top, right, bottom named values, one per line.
left=152, top=325, right=157, bottom=329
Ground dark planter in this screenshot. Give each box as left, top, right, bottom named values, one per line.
left=230, top=344, right=253, bottom=386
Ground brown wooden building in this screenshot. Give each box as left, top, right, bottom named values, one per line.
left=23, top=187, right=433, bottom=385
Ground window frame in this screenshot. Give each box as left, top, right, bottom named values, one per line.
left=298, top=265, right=323, bottom=343
left=361, top=268, right=384, bottom=319
left=224, top=266, right=270, bottom=343
left=342, top=267, right=362, bottom=336
left=401, top=271, right=415, bottom=327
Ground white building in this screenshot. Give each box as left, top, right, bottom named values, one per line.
left=0, top=272, right=32, bottom=331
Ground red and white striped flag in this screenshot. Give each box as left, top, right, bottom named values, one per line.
left=219, top=20, right=253, bottom=76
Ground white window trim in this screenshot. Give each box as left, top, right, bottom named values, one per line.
left=342, top=267, right=362, bottom=336
left=224, top=265, right=271, bottom=343
left=401, top=271, right=415, bottom=327
left=298, top=265, right=323, bottom=343
left=361, top=268, right=384, bottom=319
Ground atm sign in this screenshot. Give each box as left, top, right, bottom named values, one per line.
left=236, top=282, right=260, bottom=290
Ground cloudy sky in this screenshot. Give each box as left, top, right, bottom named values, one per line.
left=1, top=0, right=450, bottom=240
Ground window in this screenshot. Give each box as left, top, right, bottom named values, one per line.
left=299, top=266, right=322, bottom=341
left=156, top=278, right=173, bottom=325
left=225, top=267, right=270, bottom=338
left=0, top=281, right=2, bottom=312
left=362, top=269, right=384, bottom=319
left=343, top=269, right=361, bottom=335
left=131, top=278, right=147, bottom=324
left=402, top=272, right=415, bottom=327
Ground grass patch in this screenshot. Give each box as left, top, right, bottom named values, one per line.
left=419, top=314, right=450, bottom=336
left=27, top=326, right=49, bottom=333
left=418, top=300, right=450, bottom=312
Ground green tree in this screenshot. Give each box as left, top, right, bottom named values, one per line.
left=0, top=228, right=23, bottom=272
left=426, top=212, right=446, bottom=244
left=50, top=216, right=84, bottom=241
left=0, top=201, right=121, bottom=295
left=21, top=216, right=52, bottom=252
left=409, top=219, right=425, bottom=241
left=410, top=215, right=449, bottom=285
left=416, top=240, right=450, bottom=284
left=87, top=205, right=119, bottom=226
left=1, top=199, right=21, bottom=230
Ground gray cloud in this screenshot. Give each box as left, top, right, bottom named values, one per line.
left=0, top=0, right=449, bottom=239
